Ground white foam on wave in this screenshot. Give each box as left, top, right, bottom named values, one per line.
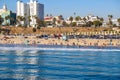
left=0, top=47, right=120, bottom=52
left=28, top=50, right=38, bottom=54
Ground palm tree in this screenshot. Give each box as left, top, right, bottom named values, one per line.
left=108, top=15, right=113, bottom=19
left=117, top=18, right=120, bottom=26
left=83, top=17, right=87, bottom=25
left=108, top=15, right=113, bottom=27
left=99, top=17, right=104, bottom=27
left=0, top=15, right=4, bottom=26
left=62, top=21, right=67, bottom=27
left=75, top=16, right=80, bottom=22
left=5, top=15, right=10, bottom=26
left=53, top=17, right=56, bottom=26
left=30, top=15, right=37, bottom=27
left=69, top=16, right=73, bottom=23
left=93, top=20, right=102, bottom=27
left=58, top=15, right=64, bottom=20
left=74, top=12, right=76, bottom=18
left=69, top=16, right=73, bottom=26
left=28, top=16, right=31, bottom=27
left=86, top=21, right=93, bottom=27
left=36, top=18, right=46, bottom=28
left=10, top=17, right=15, bottom=26
left=17, top=16, right=23, bottom=26
left=20, top=16, right=26, bottom=27
left=57, top=20, right=61, bottom=24
left=100, top=17, right=104, bottom=22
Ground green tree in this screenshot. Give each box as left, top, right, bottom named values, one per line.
left=0, top=15, right=4, bottom=26
left=17, top=16, right=23, bottom=26
left=108, top=15, right=113, bottom=19
left=71, top=22, right=77, bottom=27
left=86, top=21, right=93, bottom=27
left=36, top=17, right=46, bottom=28
left=117, top=18, right=120, bottom=26
left=53, top=17, right=56, bottom=26
left=108, top=15, right=113, bottom=27
left=69, top=16, right=73, bottom=24
left=28, top=16, right=31, bottom=27
left=83, top=17, right=87, bottom=23
left=10, top=17, right=15, bottom=26
left=32, top=28, right=36, bottom=32
left=62, top=21, right=67, bottom=27
left=58, top=15, right=64, bottom=20
left=21, top=16, right=26, bottom=27
left=93, top=20, right=102, bottom=27
left=113, top=24, right=117, bottom=27
left=16, top=16, right=20, bottom=25
left=5, top=15, right=10, bottom=26
left=75, top=16, right=80, bottom=22
left=100, top=17, right=104, bottom=22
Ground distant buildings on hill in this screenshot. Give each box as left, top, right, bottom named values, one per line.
left=17, top=0, right=44, bottom=27
left=44, top=14, right=120, bottom=27
left=0, top=1, right=119, bottom=28
left=0, top=4, right=16, bottom=25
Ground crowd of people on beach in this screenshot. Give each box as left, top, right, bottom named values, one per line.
left=0, top=34, right=120, bottom=47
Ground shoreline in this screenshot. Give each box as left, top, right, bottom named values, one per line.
left=0, top=46, right=120, bottom=52
left=0, top=44, right=120, bottom=49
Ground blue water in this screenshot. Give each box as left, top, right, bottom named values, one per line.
left=0, top=49, right=120, bottom=80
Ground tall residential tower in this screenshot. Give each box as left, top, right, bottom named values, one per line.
left=17, top=0, right=44, bottom=27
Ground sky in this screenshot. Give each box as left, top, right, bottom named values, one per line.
left=0, top=0, right=120, bottom=19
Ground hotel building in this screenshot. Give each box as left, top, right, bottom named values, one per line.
left=17, top=0, right=44, bottom=27
left=0, top=4, right=16, bottom=25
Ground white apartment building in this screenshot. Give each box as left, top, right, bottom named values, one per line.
left=112, top=19, right=119, bottom=26
left=17, top=0, right=44, bottom=27
left=86, top=15, right=99, bottom=22
left=17, top=1, right=29, bottom=26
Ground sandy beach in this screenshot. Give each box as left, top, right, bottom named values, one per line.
left=0, top=35, right=120, bottom=47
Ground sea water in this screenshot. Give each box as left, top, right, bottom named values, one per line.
left=0, top=49, right=120, bottom=80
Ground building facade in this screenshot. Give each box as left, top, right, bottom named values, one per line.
left=44, top=15, right=64, bottom=27
left=112, top=19, right=119, bottom=26
left=0, top=4, right=16, bottom=26
left=17, top=0, right=44, bottom=27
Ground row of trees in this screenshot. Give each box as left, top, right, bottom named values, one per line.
left=46, top=14, right=120, bottom=28
left=68, top=15, right=120, bottom=27
left=68, top=16, right=103, bottom=27
left=16, top=15, right=46, bottom=28
left=1, top=14, right=120, bottom=28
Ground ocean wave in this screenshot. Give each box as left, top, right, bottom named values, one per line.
left=0, top=47, right=120, bottom=52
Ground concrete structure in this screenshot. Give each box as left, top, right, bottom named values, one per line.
left=44, top=15, right=64, bottom=27
left=0, top=4, right=16, bottom=25
left=17, top=0, right=29, bottom=26
left=44, top=16, right=53, bottom=27
left=17, top=0, right=44, bottom=27
left=112, top=19, right=119, bottom=26
left=85, top=15, right=99, bottom=22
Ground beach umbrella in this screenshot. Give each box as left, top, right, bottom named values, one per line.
left=62, top=35, right=67, bottom=40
